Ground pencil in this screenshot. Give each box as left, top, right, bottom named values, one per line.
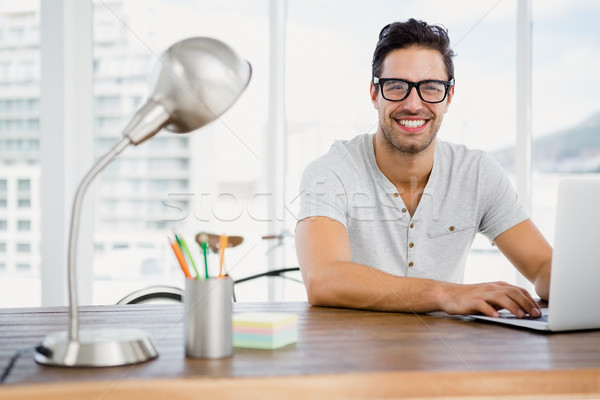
left=169, top=237, right=193, bottom=279
left=202, top=241, right=209, bottom=278
left=218, top=234, right=228, bottom=278
left=175, top=233, right=200, bottom=280
left=198, top=232, right=210, bottom=279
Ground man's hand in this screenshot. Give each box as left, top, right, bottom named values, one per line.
left=437, top=281, right=542, bottom=318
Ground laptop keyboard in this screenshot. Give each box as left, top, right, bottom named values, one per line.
left=497, top=308, right=549, bottom=322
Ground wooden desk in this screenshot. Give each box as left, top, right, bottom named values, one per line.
left=1, top=302, right=599, bottom=399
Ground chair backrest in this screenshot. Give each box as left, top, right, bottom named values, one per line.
left=116, top=285, right=183, bottom=305
left=115, top=267, right=302, bottom=304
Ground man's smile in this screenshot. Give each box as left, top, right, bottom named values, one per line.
left=397, top=119, right=427, bottom=129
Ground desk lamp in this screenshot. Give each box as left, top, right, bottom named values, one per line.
left=34, top=37, right=252, bottom=367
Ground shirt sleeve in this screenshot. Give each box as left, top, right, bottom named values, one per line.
left=296, top=157, right=348, bottom=227
left=478, top=153, right=529, bottom=241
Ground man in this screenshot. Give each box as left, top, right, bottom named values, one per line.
left=295, top=19, right=552, bottom=318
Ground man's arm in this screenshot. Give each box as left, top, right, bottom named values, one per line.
left=493, top=219, right=552, bottom=301
left=296, top=216, right=542, bottom=318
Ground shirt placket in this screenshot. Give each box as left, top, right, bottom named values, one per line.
left=393, top=191, right=415, bottom=275
left=406, top=217, right=416, bottom=274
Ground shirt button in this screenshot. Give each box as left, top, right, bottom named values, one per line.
left=410, top=223, right=414, bottom=229
left=408, top=243, right=414, bottom=248
left=449, top=226, right=455, bottom=232
left=408, top=262, right=414, bottom=267
left=401, top=208, right=407, bottom=213
left=393, top=193, right=399, bottom=198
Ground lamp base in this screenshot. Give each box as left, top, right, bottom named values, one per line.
left=34, top=328, right=158, bottom=367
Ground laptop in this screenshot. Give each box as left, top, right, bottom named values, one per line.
left=470, top=178, right=600, bottom=331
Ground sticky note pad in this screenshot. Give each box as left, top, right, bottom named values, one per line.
left=233, top=312, right=298, bottom=350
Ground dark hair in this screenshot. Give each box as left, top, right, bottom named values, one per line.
left=372, top=18, right=455, bottom=81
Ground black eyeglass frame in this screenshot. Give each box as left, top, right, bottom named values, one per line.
left=373, top=77, right=455, bottom=104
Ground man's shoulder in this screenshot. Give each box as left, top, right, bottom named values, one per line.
left=437, top=139, right=486, bottom=158
left=328, top=133, right=371, bottom=158
left=306, top=134, right=372, bottom=171
left=436, top=139, right=492, bottom=169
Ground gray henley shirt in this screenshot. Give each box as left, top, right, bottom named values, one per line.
left=297, top=133, right=528, bottom=283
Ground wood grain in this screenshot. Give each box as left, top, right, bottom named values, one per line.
left=1, top=302, right=599, bottom=398
left=1, top=369, right=599, bottom=400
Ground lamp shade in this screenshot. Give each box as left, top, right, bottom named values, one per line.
left=124, top=37, right=252, bottom=144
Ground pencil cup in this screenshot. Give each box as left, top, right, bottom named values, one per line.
left=184, top=277, right=233, bottom=359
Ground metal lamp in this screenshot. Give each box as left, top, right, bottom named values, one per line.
left=34, top=37, right=252, bottom=367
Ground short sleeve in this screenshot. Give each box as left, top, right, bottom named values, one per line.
left=296, top=158, right=348, bottom=227
left=478, top=154, right=529, bottom=241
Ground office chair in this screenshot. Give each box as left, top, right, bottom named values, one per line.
left=116, top=285, right=184, bottom=305
left=116, top=267, right=301, bottom=304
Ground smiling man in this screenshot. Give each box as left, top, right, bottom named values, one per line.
left=295, top=19, right=552, bottom=318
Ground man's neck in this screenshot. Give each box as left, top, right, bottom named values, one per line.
left=372, top=132, right=435, bottom=192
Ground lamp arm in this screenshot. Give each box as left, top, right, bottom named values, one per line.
left=67, top=137, right=131, bottom=341
left=67, top=100, right=170, bottom=341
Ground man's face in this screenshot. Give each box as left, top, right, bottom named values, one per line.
left=370, top=46, right=454, bottom=155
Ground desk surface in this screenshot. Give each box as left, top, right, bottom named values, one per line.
left=1, top=302, right=600, bottom=399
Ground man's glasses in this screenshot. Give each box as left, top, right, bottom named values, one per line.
left=373, top=77, right=455, bottom=104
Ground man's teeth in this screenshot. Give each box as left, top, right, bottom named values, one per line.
left=399, top=119, right=426, bottom=128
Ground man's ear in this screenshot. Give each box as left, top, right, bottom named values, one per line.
left=444, top=85, right=455, bottom=113
left=370, top=81, right=379, bottom=109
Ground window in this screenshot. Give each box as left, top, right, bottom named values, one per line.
left=2, top=0, right=598, bottom=308
left=94, top=95, right=120, bottom=110
left=16, top=263, right=31, bottom=271
left=0, top=62, right=11, bottom=81
left=17, top=243, right=31, bottom=253
left=0, top=179, right=6, bottom=208
left=16, top=60, right=37, bottom=82
left=9, top=26, right=25, bottom=41
left=17, top=220, right=31, bottom=231
left=26, top=119, right=39, bottom=131
left=28, top=98, right=40, bottom=111
left=94, top=116, right=122, bottom=130
left=18, top=179, right=30, bottom=192
left=18, top=199, right=31, bottom=208
left=530, top=2, right=600, bottom=245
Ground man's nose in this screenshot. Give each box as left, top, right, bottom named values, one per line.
left=402, top=87, right=423, bottom=111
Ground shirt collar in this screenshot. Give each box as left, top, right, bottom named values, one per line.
left=366, top=134, right=441, bottom=221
